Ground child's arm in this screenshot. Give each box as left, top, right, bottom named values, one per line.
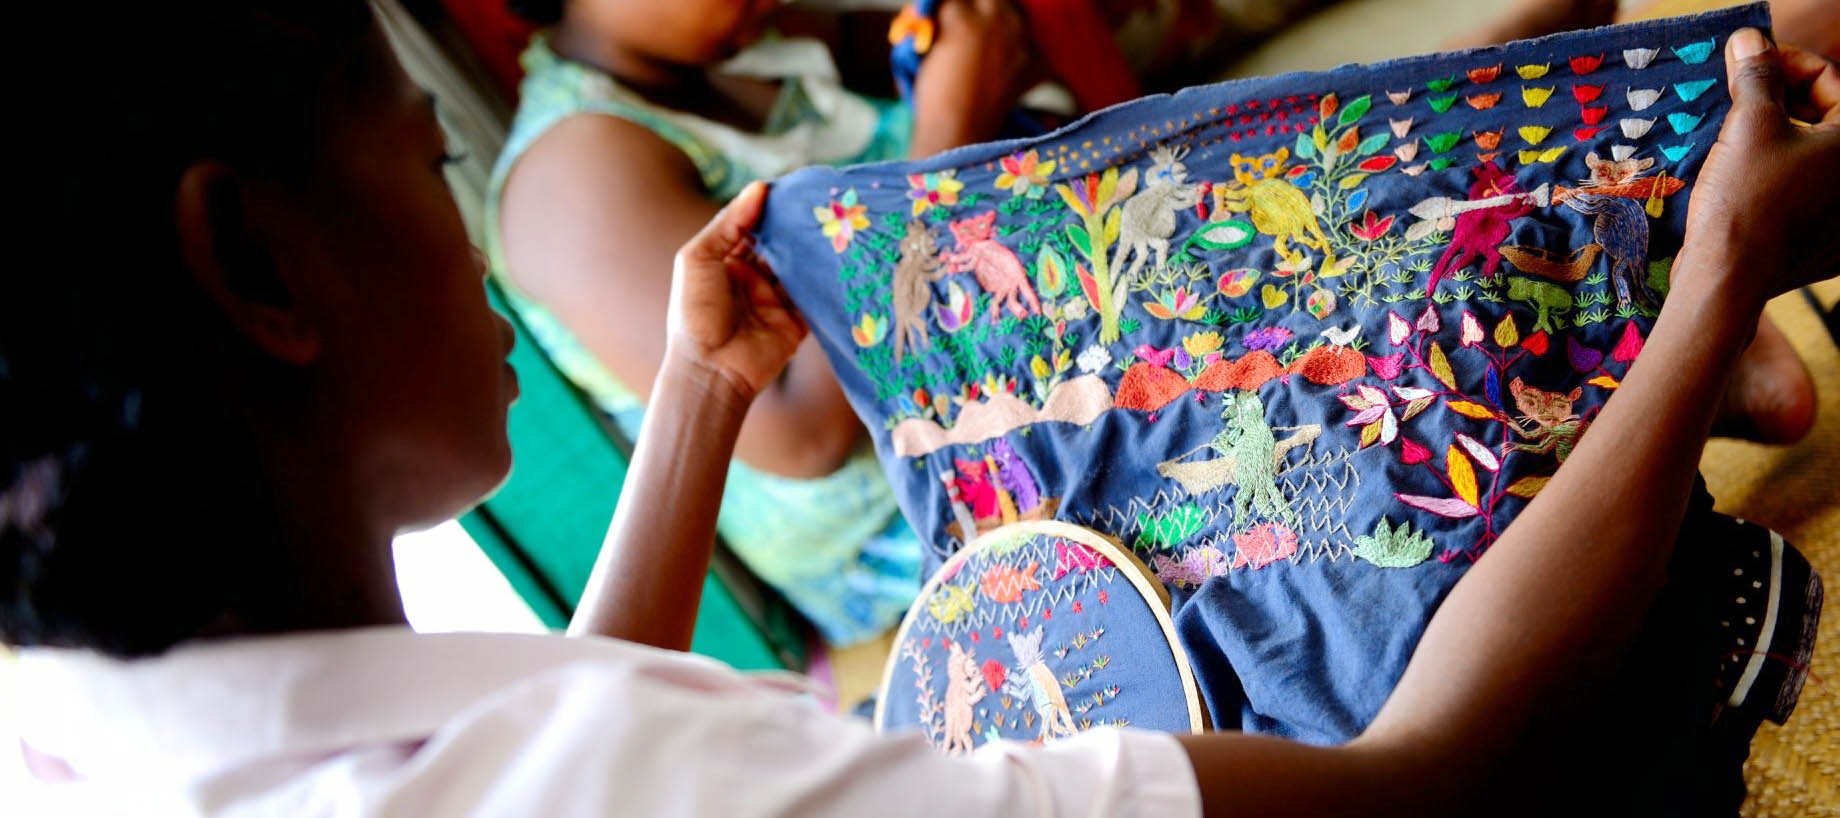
left=498, top=115, right=864, bottom=481
left=909, top=0, right=1036, bottom=156
left=569, top=183, right=802, bottom=647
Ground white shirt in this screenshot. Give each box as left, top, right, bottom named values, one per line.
left=10, top=627, right=1201, bottom=817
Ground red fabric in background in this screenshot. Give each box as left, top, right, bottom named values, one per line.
left=439, top=0, right=537, bottom=100
left=1020, top=0, right=1141, bottom=112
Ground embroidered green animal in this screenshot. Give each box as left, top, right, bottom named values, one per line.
left=1215, top=148, right=1336, bottom=275
left=1212, top=393, right=1297, bottom=526
left=1504, top=275, right=1574, bottom=332
left=1134, top=503, right=1210, bottom=551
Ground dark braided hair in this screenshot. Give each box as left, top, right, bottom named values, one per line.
left=507, top=0, right=564, bottom=25
left=2, top=0, right=383, bottom=657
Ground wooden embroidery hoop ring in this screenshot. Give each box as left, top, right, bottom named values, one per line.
left=873, top=519, right=1209, bottom=734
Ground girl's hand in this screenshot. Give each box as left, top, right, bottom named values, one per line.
left=911, top=0, right=1034, bottom=154
left=1679, top=30, right=1840, bottom=308
left=665, top=182, right=808, bottom=403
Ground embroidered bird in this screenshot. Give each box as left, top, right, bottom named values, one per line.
left=1319, top=324, right=1361, bottom=347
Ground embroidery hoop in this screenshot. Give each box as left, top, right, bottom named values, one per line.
left=874, top=519, right=1208, bottom=735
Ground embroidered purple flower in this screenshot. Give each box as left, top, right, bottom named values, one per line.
left=1242, top=326, right=1293, bottom=351
left=907, top=170, right=965, bottom=216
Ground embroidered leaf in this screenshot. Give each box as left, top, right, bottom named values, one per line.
left=1392, top=385, right=1434, bottom=401
left=1446, top=445, right=1479, bottom=508
left=1484, top=366, right=1503, bottom=408
left=1076, top=263, right=1101, bottom=311
left=1339, top=173, right=1370, bottom=190
left=1356, top=131, right=1389, bottom=156
left=1313, top=124, right=1328, bottom=153
left=1396, top=493, right=1480, bottom=518
left=1587, top=374, right=1619, bottom=389
left=1493, top=314, right=1520, bottom=347
left=1035, top=246, right=1069, bottom=297
left=1402, top=395, right=1435, bottom=421
left=1337, top=126, right=1361, bottom=155
left=1456, top=433, right=1500, bottom=472
left=1505, top=475, right=1552, bottom=498
left=1359, top=418, right=1383, bottom=448
left=1352, top=516, right=1436, bottom=568
left=1400, top=437, right=1431, bottom=464
left=1189, top=220, right=1256, bottom=251
left=1447, top=399, right=1496, bottom=420
left=1380, top=405, right=1398, bottom=444
left=1103, top=208, right=1123, bottom=245
left=1319, top=92, right=1339, bottom=121
left=1067, top=224, right=1092, bottom=257
left=1428, top=342, right=1456, bottom=389
left=1339, top=94, right=1373, bottom=126
left=1294, top=131, right=1316, bottom=160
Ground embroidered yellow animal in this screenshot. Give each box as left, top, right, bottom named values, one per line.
left=1214, top=148, right=1337, bottom=275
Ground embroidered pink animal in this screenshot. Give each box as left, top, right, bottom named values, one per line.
left=944, top=211, right=1042, bottom=321
left=1053, top=540, right=1107, bottom=580
left=1231, top=523, right=1299, bottom=570
left=1151, top=546, right=1230, bottom=588
left=941, top=640, right=987, bottom=754
left=980, top=559, right=1042, bottom=603
left=1429, top=161, right=1532, bottom=292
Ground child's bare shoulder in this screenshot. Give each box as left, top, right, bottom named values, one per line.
left=509, top=112, right=703, bottom=198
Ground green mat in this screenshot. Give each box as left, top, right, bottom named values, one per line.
left=462, top=279, right=805, bottom=671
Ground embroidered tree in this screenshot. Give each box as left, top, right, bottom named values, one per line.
left=1054, top=166, right=1139, bottom=343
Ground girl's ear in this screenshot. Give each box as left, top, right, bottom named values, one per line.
left=173, top=161, right=322, bottom=366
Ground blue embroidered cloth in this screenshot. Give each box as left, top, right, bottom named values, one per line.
left=755, top=5, right=1768, bottom=742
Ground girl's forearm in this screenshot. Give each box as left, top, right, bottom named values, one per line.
left=568, top=355, right=751, bottom=648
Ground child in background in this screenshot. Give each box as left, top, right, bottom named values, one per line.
left=486, top=0, right=1038, bottom=646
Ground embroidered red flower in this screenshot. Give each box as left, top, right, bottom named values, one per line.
left=1350, top=210, right=1395, bottom=241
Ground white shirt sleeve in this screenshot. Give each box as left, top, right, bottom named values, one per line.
left=362, top=662, right=1203, bottom=818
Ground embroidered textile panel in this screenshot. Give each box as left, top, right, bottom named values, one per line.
left=755, top=4, right=1767, bottom=740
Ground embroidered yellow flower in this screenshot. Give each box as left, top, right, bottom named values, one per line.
left=995, top=150, right=1056, bottom=199
left=907, top=170, right=964, bottom=216
left=850, top=313, right=888, bottom=348
left=1181, top=331, right=1223, bottom=358
left=814, top=189, right=869, bottom=253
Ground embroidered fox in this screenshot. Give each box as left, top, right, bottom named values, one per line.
left=941, top=640, right=988, bottom=754
left=1002, top=626, right=1077, bottom=742
left=943, top=211, right=1041, bottom=322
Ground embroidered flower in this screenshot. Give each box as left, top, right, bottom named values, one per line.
left=1058, top=297, right=1089, bottom=320
left=1217, top=268, right=1259, bottom=298
left=995, top=150, right=1056, bottom=199
left=907, top=170, right=964, bottom=216
left=1076, top=344, right=1112, bottom=374
left=1054, top=165, right=1135, bottom=220
left=1242, top=326, right=1293, bottom=351
left=935, top=281, right=975, bottom=332
left=1143, top=286, right=1206, bottom=321
left=1181, top=331, right=1224, bottom=359
left=814, top=189, right=870, bottom=253
left=1349, top=210, right=1395, bottom=242
left=850, top=313, right=888, bottom=347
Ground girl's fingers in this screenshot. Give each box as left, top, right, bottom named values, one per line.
left=1777, top=47, right=1840, bottom=125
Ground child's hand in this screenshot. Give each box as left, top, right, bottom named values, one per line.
left=911, top=0, right=1034, bottom=154
left=665, top=182, right=808, bottom=403
left=1680, top=30, right=1839, bottom=307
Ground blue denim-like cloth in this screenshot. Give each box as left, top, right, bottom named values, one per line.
left=755, top=4, right=1769, bottom=744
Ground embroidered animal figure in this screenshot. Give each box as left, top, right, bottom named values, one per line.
left=1508, top=377, right=1589, bottom=463
left=941, top=640, right=988, bottom=754
left=988, top=438, right=1042, bottom=514
left=1562, top=153, right=1658, bottom=309
left=1499, top=242, right=1603, bottom=283
left=1428, top=161, right=1532, bottom=292
left=952, top=458, right=1000, bottom=520
left=926, top=581, right=977, bottom=624
left=1211, top=393, right=1297, bottom=526
left=1151, top=546, right=1230, bottom=588
left=1504, top=276, right=1574, bottom=332
left=1053, top=539, right=1107, bottom=580
left=943, top=211, right=1042, bottom=321
left=1001, top=626, right=1078, bottom=741
left=1230, top=522, right=1299, bottom=570
left=980, top=559, right=1042, bottom=603
left=1112, top=145, right=1205, bottom=285
left=1215, top=148, right=1337, bottom=274
left=890, top=220, right=944, bottom=362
